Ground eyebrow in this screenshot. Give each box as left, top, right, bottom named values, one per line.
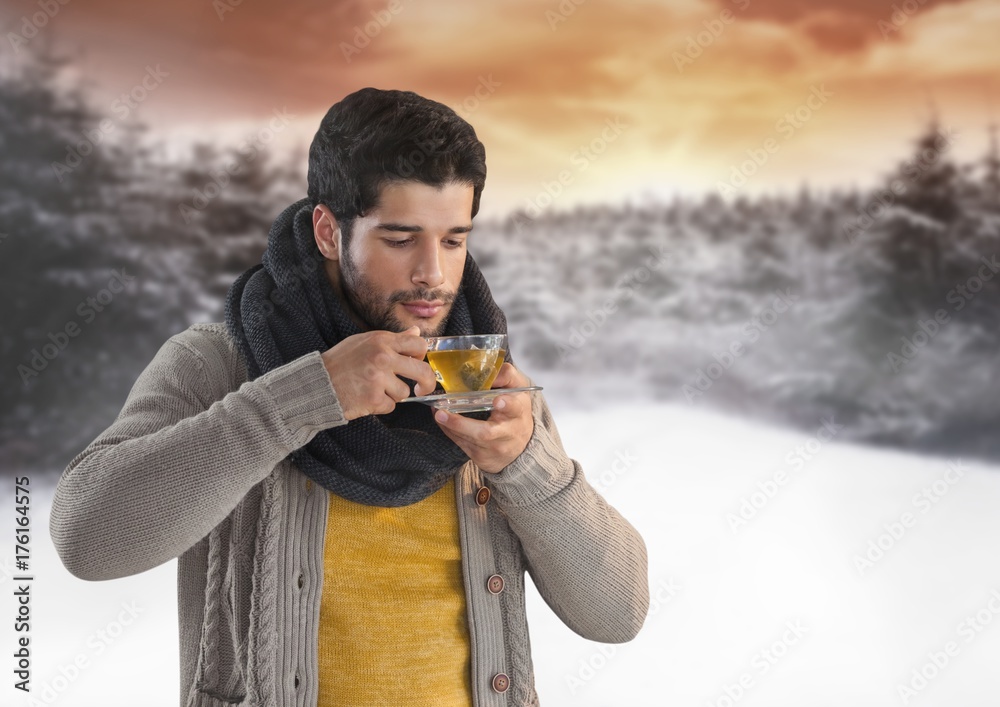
left=376, top=223, right=473, bottom=234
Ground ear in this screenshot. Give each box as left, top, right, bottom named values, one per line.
left=312, top=204, right=343, bottom=263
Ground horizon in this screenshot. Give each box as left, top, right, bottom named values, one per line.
left=111, top=111, right=998, bottom=222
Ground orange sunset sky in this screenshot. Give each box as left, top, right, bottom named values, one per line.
left=7, top=0, right=1000, bottom=216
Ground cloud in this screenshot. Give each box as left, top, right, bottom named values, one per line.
left=42, top=0, right=1000, bottom=210
left=706, top=0, right=977, bottom=53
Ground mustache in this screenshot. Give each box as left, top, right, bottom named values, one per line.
left=390, top=290, right=455, bottom=304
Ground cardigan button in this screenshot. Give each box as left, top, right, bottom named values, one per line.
left=487, top=574, right=505, bottom=595
left=475, top=486, right=491, bottom=506
left=491, top=673, right=510, bottom=693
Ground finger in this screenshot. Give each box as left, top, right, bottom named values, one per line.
left=434, top=407, right=498, bottom=444
left=433, top=422, right=483, bottom=463
left=434, top=418, right=463, bottom=446
left=491, top=390, right=529, bottom=418
left=387, top=352, right=438, bottom=397
left=386, top=376, right=412, bottom=403
left=492, top=362, right=516, bottom=388
left=492, top=362, right=527, bottom=390
left=389, top=328, right=437, bottom=395
left=389, top=325, right=429, bottom=360
left=491, top=362, right=510, bottom=388
left=436, top=394, right=527, bottom=436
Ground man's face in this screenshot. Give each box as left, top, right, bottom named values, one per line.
left=320, top=180, right=474, bottom=337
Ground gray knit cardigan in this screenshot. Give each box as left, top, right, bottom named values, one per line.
left=49, top=322, right=650, bottom=706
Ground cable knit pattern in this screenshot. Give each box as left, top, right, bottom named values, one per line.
left=227, top=493, right=257, bottom=691
left=246, top=470, right=283, bottom=707
left=198, top=525, right=224, bottom=690
left=49, top=322, right=650, bottom=706
left=486, top=499, right=539, bottom=706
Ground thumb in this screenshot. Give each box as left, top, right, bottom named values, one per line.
left=492, top=362, right=515, bottom=388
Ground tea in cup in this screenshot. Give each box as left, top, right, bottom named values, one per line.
left=423, top=334, right=508, bottom=393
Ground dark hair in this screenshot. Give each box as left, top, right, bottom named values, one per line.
left=307, top=88, right=487, bottom=244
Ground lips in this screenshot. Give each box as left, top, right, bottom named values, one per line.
left=402, top=301, right=444, bottom=317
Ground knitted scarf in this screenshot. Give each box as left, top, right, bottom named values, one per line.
left=224, top=197, right=512, bottom=507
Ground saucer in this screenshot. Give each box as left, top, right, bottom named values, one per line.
left=400, top=386, right=543, bottom=413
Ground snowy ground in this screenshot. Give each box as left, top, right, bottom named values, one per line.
left=3, top=399, right=1000, bottom=706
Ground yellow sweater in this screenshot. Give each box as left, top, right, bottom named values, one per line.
left=317, top=475, right=472, bottom=706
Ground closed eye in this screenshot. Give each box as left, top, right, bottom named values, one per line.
left=384, top=238, right=465, bottom=249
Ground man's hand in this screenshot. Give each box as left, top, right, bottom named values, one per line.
left=433, top=362, right=534, bottom=474
left=321, top=325, right=437, bottom=421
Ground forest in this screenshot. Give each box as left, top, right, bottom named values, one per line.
left=3, top=50, right=999, bottom=473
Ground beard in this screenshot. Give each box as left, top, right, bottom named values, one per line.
left=340, top=249, right=457, bottom=336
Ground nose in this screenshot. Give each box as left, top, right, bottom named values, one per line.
left=411, top=240, right=445, bottom=289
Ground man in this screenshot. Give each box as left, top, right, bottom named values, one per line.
left=50, top=88, right=649, bottom=706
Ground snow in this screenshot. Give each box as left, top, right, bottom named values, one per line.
left=529, top=400, right=1000, bottom=706
left=4, top=399, right=1000, bottom=706
left=1, top=487, right=179, bottom=707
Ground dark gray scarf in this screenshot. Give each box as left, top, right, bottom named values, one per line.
left=224, top=197, right=512, bottom=507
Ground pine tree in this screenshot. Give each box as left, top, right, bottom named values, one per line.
left=892, top=114, right=960, bottom=224
left=870, top=117, right=964, bottom=307
left=0, top=47, right=149, bottom=469
left=0, top=48, right=292, bottom=472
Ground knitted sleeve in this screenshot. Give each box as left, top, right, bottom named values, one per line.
left=49, top=326, right=346, bottom=581
left=485, top=382, right=650, bottom=644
